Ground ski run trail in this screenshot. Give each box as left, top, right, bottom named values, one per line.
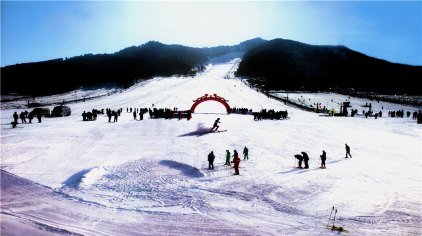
left=1, top=58, right=421, bottom=235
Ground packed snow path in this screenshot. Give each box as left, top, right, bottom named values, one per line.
left=1, top=59, right=421, bottom=235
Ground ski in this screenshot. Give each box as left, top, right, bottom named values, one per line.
left=325, top=207, right=349, bottom=233
left=325, top=225, right=349, bottom=233
left=327, top=206, right=335, bottom=226
left=332, top=208, right=337, bottom=227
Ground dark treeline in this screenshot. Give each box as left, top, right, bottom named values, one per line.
left=1, top=39, right=266, bottom=96
left=236, top=39, right=422, bottom=95
left=2, top=42, right=207, bottom=96
left=202, top=38, right=266, bottom=58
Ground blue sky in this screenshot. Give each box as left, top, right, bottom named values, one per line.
left=1, top=1, right=421, bottom=67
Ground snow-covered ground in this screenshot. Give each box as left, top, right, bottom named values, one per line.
left=0, top=88, right=120, bottom=110
left=1, top=59, right=421, bottom=235
left=271, top=92, right=420, bottom=114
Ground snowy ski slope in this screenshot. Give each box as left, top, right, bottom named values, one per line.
left=1, top=59, right=421, bottom=235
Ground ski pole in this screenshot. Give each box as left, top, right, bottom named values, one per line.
left=327, top=206, right=334, bottom=226
left=332, top=209, right=337, bottom=228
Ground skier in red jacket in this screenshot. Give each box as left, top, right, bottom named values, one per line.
left=232, top=150, right=240, bottom=175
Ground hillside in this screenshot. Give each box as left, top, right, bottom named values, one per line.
left=236, top=39, right=422, bottom=95
left=1, top=39, right=266, bottom=97
left=1, top=42, right=208, bottom=96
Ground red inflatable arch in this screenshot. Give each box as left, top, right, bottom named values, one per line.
left=191, top=94, right=231, bottom=113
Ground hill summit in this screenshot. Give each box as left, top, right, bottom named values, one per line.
left=236, top=39, right=422, bottom=94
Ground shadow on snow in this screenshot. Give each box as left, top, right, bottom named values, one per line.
left=61, top=167, right=95, bottom=189
left=159, top=160, right=205, bottom=178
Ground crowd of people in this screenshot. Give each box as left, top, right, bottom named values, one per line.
left=106, top=108, right=122, bottom=122
left=253, top=109, right=288, bottom=120
left=294, top=144, right=352, bottom=169
left=82, top=109, right=103, bottom=121
left=10, top=110, right=43, bottom=128
left=230, top=107, right=252, bottom=115
left=208, top=146, right=249, bottom=175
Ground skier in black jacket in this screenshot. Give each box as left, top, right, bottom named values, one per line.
left=301, top=152, right=309, bottom=169
left=345, top=144, right=352, bottom=158
left=320, top=150, right=326, bottom=168
left=294, top=154, right=303, bottom=168
left=208, top=151, right=215, bottom=170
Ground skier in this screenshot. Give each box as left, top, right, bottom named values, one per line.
left=212, top=118, right=220, bottom=131
left=232, top=150, right=240, bottom=175
left=345, top=144, right=352, bottom=158
left=243, top=146, right=249, bottom=160
left=320, top=150, right=326, bottom=168
left=225, top=150, right=231, bottom=166
left=208, top=151, right=215, bottom=170
left=294, top=154, right=303, bottom=168
left=301, top=152, right=309, bottom=169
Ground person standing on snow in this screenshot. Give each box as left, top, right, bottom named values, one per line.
left=133, top=110, right=137, bottom=120
left=212, top=118, right=220, bottom=131
left=320, top=150, right=326, bottom=168
left=225, top=150, right=231, bottom=166
left=294, top=154, right=303, bottom=168
left=36, top=112, right=42, bottom=123
left=232, top=150, right=240, bottom=175
left=208, top=151, right=215, bottom=170
left=19, top=112, right=27, bottom=123
left=301, top=152, right=309, bottom=169
left=243, top=146, right=249, bottom=160
left=345, top=144, right=352, bottom=158
left=13, top=112, right=19, bottom=123
left=139, top=110, right=144, bottom=120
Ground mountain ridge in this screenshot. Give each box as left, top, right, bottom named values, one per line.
left=2, top=37, right=421, bottom=96
left=236, top=38, right=421, bottom=95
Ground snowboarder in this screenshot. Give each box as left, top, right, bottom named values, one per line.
left=243, top=146, right=249, bottom=160
left=225, top=150, right=231, bottom=166
left=320, top=150, right=326, bottom=168
left=212, top=118, right=220, bottom=131
left=208, top=151, right=215, bottom=170
left=294, top=154, right=303, bottom=168
left=232, top=150, right=240, bottom=175
left=301, top=152, right=309, bottom=169
left=345, top=144, right=352, bottom=158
